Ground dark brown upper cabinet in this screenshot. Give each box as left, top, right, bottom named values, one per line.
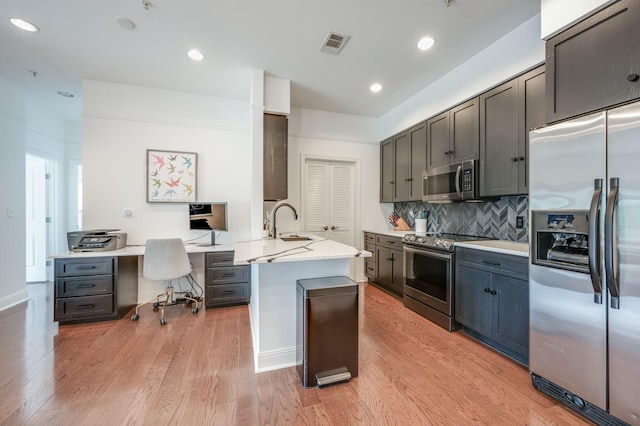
left=546, top=0, right=640, bottom=123
left=427, top=97, right=479, bottom=170
left=480, top=66, right=545, bottom=197
left=393, top=122, right=426, bottom=202
left=380, top=138, right=394, bottom=202
left=264, top=113, right=288, bottom=201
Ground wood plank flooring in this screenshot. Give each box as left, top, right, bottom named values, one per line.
left=0, top=282, right=591, bottom=425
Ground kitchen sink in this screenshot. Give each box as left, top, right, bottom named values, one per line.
left=280, top=235, right=313, bottom=241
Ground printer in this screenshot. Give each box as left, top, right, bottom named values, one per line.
left=67, top=229, right=127, bottom=252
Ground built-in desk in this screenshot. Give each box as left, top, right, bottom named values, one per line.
left=51, top=237, right=371, bottom=372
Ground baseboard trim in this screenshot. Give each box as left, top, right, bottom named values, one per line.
left=0, top=289, right=29, bottom=312
left=255, top=346, right=299, bottom=373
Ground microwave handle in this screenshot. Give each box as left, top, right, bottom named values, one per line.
left=588, top=178, right=603, bottom=304
left=455, top=164, right=462, bottom=198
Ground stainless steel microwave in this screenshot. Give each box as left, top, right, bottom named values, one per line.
left=422, top=159, right=479, bottom=202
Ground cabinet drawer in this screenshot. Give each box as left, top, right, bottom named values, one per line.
left=365, top=260, right=376, bottom=279
left=206, top=283, right=249, bottom=305
left=365, top=243, right=376, bottom=262
left=55, top=257, right=114, bottom=277
left=456, top=247, right=528, bottom=278
left=364, top=232, right=376, bottom=243
left=56, top=294, right=114, bottom=319
left=376, top=235, right=402, bottom=249
left=56, top=275, right=114, bottom=297
left=208, top=266, right=248, bottom=284
left=205, top=251, right=235, bottom=267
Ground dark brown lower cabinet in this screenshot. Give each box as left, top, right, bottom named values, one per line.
left=205, top=251, right=250, bottom=308
left=363, top=232, right=403, bottom=297
left=455, top=247, right=529, bottom=365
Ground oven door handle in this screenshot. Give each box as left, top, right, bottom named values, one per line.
left=403, top=245, right=452, bottom=260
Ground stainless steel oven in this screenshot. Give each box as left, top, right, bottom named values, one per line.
left=403, top=244, right=457, bottom=331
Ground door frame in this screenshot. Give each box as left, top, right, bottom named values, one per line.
left=300, top=154, right=363, bottom=280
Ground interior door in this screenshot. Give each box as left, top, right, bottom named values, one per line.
left=304, top=159, right=355, bottom=246
left=26, top=154, right=47, bottom=282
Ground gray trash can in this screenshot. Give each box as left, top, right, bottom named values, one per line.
left=296, top=276, right=359, bottom=388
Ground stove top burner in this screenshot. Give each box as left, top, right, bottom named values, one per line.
left=402, top=233, right=492, bottom=252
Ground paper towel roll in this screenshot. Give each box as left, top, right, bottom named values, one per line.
left=415, top=218, right=427, bottom=234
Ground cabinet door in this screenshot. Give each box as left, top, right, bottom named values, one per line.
left=427, top=112, right=450, bottom=170
left=455, top=264, right=492, bottom=336
left=518, top=66, right=545, bottom=194
left=264, top=113, right=288, bottom=201
left=409, top=122, right=427, bottom=200
left=390, top=248, right=404, bottom=293
left=480, top=80, right=520, bottom=197
left=380, top=138, right=394, bottom=202
left=546, top=0, right=640, bottom=123
left=492, top=274, right=529, bottom=357
left=450, top=97, right=479, bottom=163
left=393, top=131, right=411, bottom=201
left=376, top=246, right=391, bottom=286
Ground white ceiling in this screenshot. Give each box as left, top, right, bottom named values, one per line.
left=0, top=0, right=539, bottom=122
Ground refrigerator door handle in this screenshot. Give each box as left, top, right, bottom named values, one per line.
left=605, top=177, right=620, bottom=309
left=589, top=179, right=603, bottom=304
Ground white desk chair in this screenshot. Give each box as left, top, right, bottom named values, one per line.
left=131, top=238, right=200, bottom=325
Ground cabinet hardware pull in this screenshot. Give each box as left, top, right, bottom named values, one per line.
left=221, top=273, right=235, bottom=278
left=76, top=304, right=96, bottom=309
left=490, top=290, right=497, bottom=295
left=484, top=287, right=491, bottom=293
left=323, top=226, right=329, bottom=230
left=331, top=225, right=337, bottom=230
left=518, top=156, right=525, bottom=161
left=627, top=73, right=639, bottom=82
left=482, top=260, right=501, bottom=266
left=390, top=181, right=394, bottom=184
left=76, top=284, right=96, bottom=288
left=76, top=265, right=97, bottom=270
left=511, top=157, right=518, bottom=162
left=222, top=290, right=235, bottom=295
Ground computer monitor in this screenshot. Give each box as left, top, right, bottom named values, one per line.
left=189, top=202, right=228, bottom=246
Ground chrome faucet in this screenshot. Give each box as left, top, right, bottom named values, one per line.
left=271, top=202, right=298, bottom=238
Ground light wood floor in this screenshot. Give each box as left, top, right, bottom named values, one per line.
left=0, top=282, right=590, bottom=425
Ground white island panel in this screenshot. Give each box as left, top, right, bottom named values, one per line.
left=250, top=258, right=350, bottom=373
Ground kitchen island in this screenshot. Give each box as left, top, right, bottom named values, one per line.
left=233, top=237, right=370, bottom=372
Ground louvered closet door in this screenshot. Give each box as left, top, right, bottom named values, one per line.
left=304, top=160, right=355, bottom=246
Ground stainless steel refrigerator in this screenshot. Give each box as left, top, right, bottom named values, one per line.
left=529, top=101, right=640, bottom=425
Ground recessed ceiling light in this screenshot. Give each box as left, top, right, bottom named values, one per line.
left=57, top=91, right=74, bottom=98
left=9, top=17, right=39, bottom=32
left=417, top=37, right=435, bottom=51
left=115, top=16, right=136, bottom=30
left=187, top=49, right=204, bottom=61
left=370, top=83, right=382, bottom=93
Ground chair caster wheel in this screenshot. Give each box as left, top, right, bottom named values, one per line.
left=131, top=313, right=139, bottom=321
left=160, top=317, right=167, bottom=326
left=192, top=307, right=199, bottom=314
left=153, top=302, right=160, bottom=309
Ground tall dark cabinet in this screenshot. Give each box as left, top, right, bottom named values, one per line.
left=379, top=138, right=394, bottom=202
left=393, top=121, right=426, bottom=202
left=427, top=97, right=479, bottom=170
left=545, top=0, right=640, bottom=123
left=264, top=113, right=288, bottom=201
left=480, top=65, right=545, bottom=196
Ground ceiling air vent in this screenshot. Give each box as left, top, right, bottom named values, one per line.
left=320, top=31, right=351, bottom=55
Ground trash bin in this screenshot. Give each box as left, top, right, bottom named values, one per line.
left=296, top=276, right=359, bottom=388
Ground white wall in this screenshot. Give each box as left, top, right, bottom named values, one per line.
left=0, top=76, right=28, bottom=310
left=541, top=0, right=613, bottom=39
left=377, top=14, right=545, bottom=140
left=81, top=80, right=253, bottom=246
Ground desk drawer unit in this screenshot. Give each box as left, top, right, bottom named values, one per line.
left=205, top=252, right=251, bottom=309
left=53, top=256, right=138, bottom=325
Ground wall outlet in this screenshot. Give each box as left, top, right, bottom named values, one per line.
left=516, top=216, right=524, bottom=229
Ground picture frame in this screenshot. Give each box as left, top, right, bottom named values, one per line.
left=146, top=149, right=197, bottom=203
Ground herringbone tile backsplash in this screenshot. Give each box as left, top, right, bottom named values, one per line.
left=394, top=196, right=529, bottom=242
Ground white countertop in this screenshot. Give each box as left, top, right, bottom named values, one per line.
left=363, top=229, right=413, bottom=238
left=50, top=235, right=371, bottom=265
left=455, top=240, right=529, bottom=257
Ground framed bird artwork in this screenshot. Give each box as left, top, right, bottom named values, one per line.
left=146, top=149, right=197, bottom=203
